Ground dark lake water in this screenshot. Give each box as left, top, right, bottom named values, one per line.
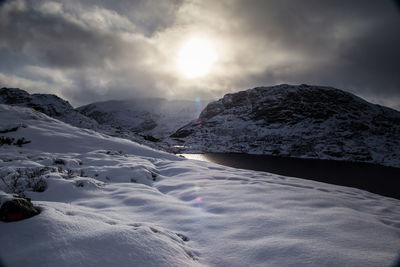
left=180, top=153, right=400, bottom=200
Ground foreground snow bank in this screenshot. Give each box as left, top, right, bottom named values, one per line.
left=1, top=104, right=400, bottom=266
left=1, top=201, right=200, bottom=267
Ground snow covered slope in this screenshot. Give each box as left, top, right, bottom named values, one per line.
left=1, top=104, right=400, bottom=266
left=77, top=98, right=205, bottom=138
left=0, top=87, right=163, bottom=149
left=170, top=84, right=400, bottom=167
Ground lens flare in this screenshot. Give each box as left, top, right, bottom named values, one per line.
left=195, top=96, right=201, bottom=109
left=196, top=196, right=202, bottom=204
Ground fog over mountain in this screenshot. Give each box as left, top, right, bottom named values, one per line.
left=0, top=0, right=399, bottom=109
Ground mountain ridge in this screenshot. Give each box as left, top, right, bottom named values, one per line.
left=169, top=84, right=400, bottom=168
left=0, top=87, right=101, bottom=130
left=2, top=85, right=399, bottom=167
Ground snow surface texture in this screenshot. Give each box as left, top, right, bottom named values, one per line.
left=1, top=104, right=400, bottom=267
left=77, top=98, right=206, bottom=139
left=170, top=84, right=400, bottom=168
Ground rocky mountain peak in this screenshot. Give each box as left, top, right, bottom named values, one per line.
left=0, top=87, right=73, bottom=117
left=199, top=84, right=372, bottom=122
left=171, top=84, right=400, bottom=167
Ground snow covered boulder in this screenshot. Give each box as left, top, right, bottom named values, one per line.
left=0, top=194, right=40, bottom=222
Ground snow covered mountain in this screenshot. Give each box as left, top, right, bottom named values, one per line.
left=170, top=84, right=400, bottom=168
left=77, top=98, right=206, bottom=139
left=0, top=87, right=163, bottom=148
left=1, top=104, right=399, bottom=266
left=0, top=87, right=100, bottom=130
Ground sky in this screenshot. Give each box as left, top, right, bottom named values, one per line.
left=0, top=0, right=399, bottom=109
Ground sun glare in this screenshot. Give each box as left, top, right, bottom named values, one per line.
left=178, top=37, right=217, bottom=78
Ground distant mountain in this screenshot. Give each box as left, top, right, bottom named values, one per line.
left=170, top=84, right=400, bottom=168
left=77, top=98, right=205, bottom=138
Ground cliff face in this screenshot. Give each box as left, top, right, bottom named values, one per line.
left=171, top=84, right=400, bottom=167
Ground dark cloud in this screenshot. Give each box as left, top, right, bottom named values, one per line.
left=0, top=2, right=143, bottom=68
left=218, top=0, right=400, bottom=99
left=0, top=0, right=174, bottom=104
left=0, top=0, right=399, bottom=109
left=74, top=0, right=183, bottom=36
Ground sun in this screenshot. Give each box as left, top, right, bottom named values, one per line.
left=178, top=37, right=217, bottom=78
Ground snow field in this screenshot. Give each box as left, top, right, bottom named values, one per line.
left=1, top=104, right=400, bottom=266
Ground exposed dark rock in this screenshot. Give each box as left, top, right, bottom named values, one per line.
left=139, top=119, right=157, bottom=131
left=53, top=158, right=66, bottom=165
left=176, top=233, right=190, bottom=242
left=0, top=197, right=40, bottom=222
left=0, top=87, right=103, bottom=132
left=0, top=136, right=14, bottom=146
left=170, top=128, right=195, bottom=138
left=14, top=137, right=31, bottom=147
left=0, top=136, right=31, bottom=147
left=0, top=87, right=73, bottom=117
left=142, top=135, right=160, bottom=142
left=0, top=87, right=31, bottom=104
left=0, top=125, right=20, bottom=133
left=32, top=179, right=48, bottom=192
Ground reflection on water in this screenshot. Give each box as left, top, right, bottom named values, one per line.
left=180, top=154, right=208, bottom=161
left=179, top=153, right=400, bottom=200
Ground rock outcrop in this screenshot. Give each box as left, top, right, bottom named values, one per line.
left=0, top=194, right=40, bottom=222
